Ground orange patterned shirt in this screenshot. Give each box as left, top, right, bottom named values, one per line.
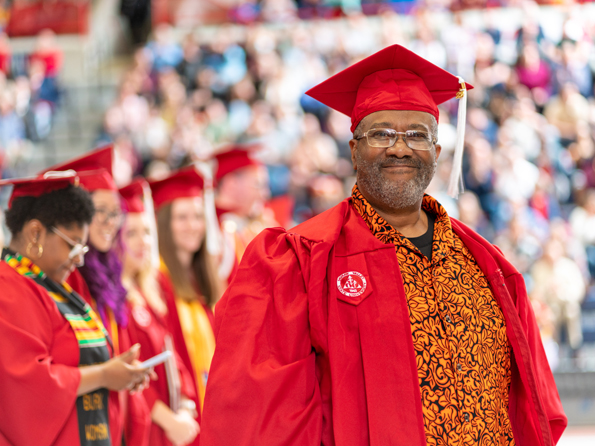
left=351, top=185, right=515, bottom=446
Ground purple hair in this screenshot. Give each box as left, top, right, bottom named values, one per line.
left=79, top=233, right=129, bottom=327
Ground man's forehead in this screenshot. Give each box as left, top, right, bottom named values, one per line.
left=361, top=110, right=434, bottom=130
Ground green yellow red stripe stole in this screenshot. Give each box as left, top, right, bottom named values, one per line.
left=2, top=249, right=112, bottom=446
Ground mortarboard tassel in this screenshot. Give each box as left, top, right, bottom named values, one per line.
left=447, top=77, right=468, bottom=199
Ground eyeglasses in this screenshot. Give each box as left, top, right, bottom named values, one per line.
left=354, top=128, right=436, bottom=151
left=51, top=227, right=89, bottom=265
left=94, top=208, right=124, bottom=226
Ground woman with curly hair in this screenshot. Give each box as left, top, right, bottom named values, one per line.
left=39, top=146, right=151, bottom=446
left=0, top=173, right=152, bottom=446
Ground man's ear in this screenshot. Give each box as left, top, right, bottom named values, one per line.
left=349, top=138, right=358, bottom=171
left=434, top=143, right=442, bottom=162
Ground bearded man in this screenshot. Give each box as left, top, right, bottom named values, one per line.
left=200, top=46, right=567, bottom=446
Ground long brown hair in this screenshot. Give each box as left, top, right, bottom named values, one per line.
left=157, top=202, right=221, bottom=306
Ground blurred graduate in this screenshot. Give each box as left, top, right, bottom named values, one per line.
left=150, top=166, right=224, bottom=444
left=119, top=178, right=200, bottom=446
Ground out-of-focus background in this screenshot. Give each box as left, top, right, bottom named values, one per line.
left=0, top=0, right=594, bottom=441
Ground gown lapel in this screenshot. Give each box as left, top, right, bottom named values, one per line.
left=326, top=206, right=427, bottom=446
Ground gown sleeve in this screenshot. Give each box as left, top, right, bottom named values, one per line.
left=506, top=272, right=568, bottom=445
left=0, top=271, right=81, bottom=446
left=200, top=228, right=322, bottom=446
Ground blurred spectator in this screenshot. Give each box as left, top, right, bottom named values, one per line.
left=554, top=40, right=593, bottom=99
left=570, top=188, right=595, bottom=278
left=530, top=238, right=586, bottom=351
left=0, top=82, right=28, bottom=174
left=441, top=12, right=476, bottom=80
left=410, top=20, right=447, bottom=69
left=544, top=82, right=590, bottom=143
left=290, top=113, right=339, bottom=190
left=260, top=0, right=298, bottom=22
left=177, top=33, right=203, bottom=91
left=29, top=29, right=63, bottom=107
left=144, top=24, right=184, bottom=73
left=457, top=191, right=495, bottom=241
left=0, top=84, right=25, bottom=153
left=515, top=43, right=552, bottom=107
left=0, top=29, right=70, bottom=179
left=494, top=210, right=543, bottom=275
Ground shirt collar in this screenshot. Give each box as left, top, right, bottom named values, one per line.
left=350, top=184, right=459, bottom=262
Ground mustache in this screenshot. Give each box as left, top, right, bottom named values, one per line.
left=379, top=158, right=422, bottom=168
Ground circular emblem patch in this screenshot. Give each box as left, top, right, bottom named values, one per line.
left=337, top=271, right=367, bottom=297
left=132, top=305, right=152, bottom=328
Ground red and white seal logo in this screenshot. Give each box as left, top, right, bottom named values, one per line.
left=132, top=305, right=152, bottom=328
left=337, top=271, right=367, bottom=297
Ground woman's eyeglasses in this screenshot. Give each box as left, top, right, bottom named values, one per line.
left=94, top=208, right=124, bottom=227
left=51, top=227, right=89, bottom=265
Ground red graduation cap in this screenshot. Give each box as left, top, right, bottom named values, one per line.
left=0, top=170, right=100, bottom=207
left=38, top=145, right=117, bottom=192
left=119, top=178, right=148, bottom=213
left=305, top=44, right=473, bottom=132
left=148, top=166, right=204, bottom=211
left=213, top=144, right=262, bottom=182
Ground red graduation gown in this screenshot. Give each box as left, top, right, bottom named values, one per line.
left=126, top=283, right=197, bottom=446
left=67, top=268, right=150, bottom=446
left=200, top=198, right=567, bottom=446
left=158, top=271, right=211, bottom=445
left=0, top=262, right=81, bottom=446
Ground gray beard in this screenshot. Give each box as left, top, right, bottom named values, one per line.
left=355, top=151, right=437, bottom=210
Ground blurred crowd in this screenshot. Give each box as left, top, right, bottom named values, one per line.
left=0, top=29, right=63, bottom=177
left=1, top=2, right=595, bottom=371
left=155, top=0, right=559, bottom=25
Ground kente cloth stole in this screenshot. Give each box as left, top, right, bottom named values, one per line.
left=2, top=249, right=112, bottom=446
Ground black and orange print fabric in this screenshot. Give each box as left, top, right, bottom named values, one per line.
left=351, top=185, right=515, bottom=446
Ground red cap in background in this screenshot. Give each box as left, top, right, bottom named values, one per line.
left=119, top=178, right=148, bottom=213
left=213, top=144, right=262, bottom=183
left=148, top=166, right=204, bottom=211
left=265, top=195, right=294, bottom=229
left=38, top=145, right=117, bottom=192
left=305, top=44, right=473, bottom=132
